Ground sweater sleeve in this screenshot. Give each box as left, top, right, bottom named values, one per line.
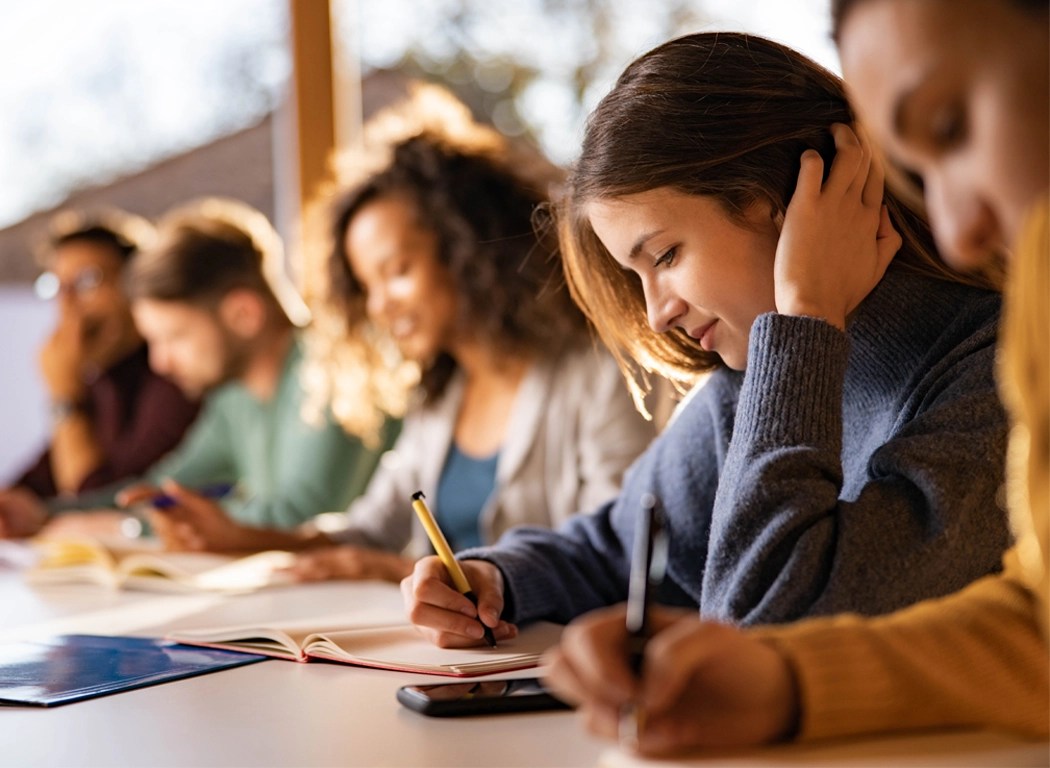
left=702, top=311, right=1009, bottom=624
left=463, top=370, right=742, bottom=625
left=752, top=548, right=1049, bottom=741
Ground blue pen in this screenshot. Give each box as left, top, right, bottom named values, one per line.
left=150, top=482, right=235, bottom=510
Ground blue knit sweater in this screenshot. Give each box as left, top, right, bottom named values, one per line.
left=462, top=268, right=1012, bottom=627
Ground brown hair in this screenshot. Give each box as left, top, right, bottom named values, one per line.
left=303, top=84, right=588, bottom=442
left=39, top=207, right=155, bottom=269
left=559, top=31, right=989, bottom=404
left=124, top=198, right=306, bottom=328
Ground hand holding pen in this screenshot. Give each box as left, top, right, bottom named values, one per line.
left=542, top=493, right=799, bottom=754
left=410, top=491, right=497, bottom=647
left=116, top=479, right=247, bottom=552
left=621, top=493, right=668, bottom=748
left=402, top=491, right=518, bottom=648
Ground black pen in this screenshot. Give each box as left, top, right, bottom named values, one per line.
left=622, top=492, right=667, bottom=746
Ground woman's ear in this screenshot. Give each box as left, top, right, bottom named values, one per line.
left=771, top=207, right=785, bottom=233
left=742, top=197, right=784, bottom=233
left=218, top=288, right=266, bottom=338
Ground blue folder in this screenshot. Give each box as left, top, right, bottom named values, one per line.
left=0, top=634, right=267, bottom=707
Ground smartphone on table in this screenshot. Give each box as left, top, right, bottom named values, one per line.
left=396, top=677, right=573, bottom=717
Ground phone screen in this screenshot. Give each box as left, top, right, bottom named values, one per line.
left=396, top=677, right=572, bottom=717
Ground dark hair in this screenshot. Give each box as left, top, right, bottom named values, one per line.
left=832, top=0, right=1049, bottom=38
left=560, top=31, right=984, bottom=398
left=53, top=225, right=137, bottom=263
left=43, top=208, right=154, bottom=268
left=125, top=212, right=283, bottom=322
left=325, top=132, right=587, bottom=404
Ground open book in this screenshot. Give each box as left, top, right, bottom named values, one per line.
left=169, top=619, right=564, bottom=677
left=25, top=537, right=295, bottom=594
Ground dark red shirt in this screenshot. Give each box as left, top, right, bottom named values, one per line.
left=14, top=345, right=200, bottom=498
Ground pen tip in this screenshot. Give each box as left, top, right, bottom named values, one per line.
left=411, top=490, right=425, bottom=500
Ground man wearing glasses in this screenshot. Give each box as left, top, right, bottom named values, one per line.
left=0, top=212, right=199, bottom=536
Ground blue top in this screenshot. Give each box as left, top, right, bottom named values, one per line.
left=436, top=443, right=499, bottom=551
left=462, top=268, right=1012, bottom=627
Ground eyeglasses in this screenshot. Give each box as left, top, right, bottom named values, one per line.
left=34, top=266, right=106, bottom=301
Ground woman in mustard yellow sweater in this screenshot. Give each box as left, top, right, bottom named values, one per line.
left=543, top=0, right=1049, bottom=753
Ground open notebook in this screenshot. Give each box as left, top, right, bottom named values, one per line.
left=25, top=537, right=295, bottom=594
left=168, top=619, right=564, bottom=677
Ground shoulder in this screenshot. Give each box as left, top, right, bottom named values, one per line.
left=666, top=367, right=743, bottom=427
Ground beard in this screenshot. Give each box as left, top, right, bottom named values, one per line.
left=206, top=326, right=254, bottom=395
left=175, top=326, right=254, bottom=399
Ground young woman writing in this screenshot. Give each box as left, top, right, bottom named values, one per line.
left=402, top=33, right=1010, bottom=648
left=544, top=1, right=1049, bottom=753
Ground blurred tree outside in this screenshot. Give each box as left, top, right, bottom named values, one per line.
left=0, top=0, right=717, bottom=231
left=349, top=0, right=714, bottom=161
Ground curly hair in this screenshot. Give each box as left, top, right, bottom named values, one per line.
left=558, top=31, right=996, bottom=408
left=303, top=86, right=589, bottom=444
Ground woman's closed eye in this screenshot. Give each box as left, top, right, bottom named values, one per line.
left=653, top=245, right=679, bottom=269
left=927, top=101, right=968, bottom=151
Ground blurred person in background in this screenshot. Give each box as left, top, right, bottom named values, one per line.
left=138, top=87, right=656, bottom=584
left=0, top=211, right=199, bottom=537
left=0, top=199, right=399, bottom=540
left=117, top=198, right=400, bottom=537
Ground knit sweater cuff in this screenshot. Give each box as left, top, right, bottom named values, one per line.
left=736, top=313, right=849, bottom=449
left=459, top=548, right=528, bottom=623
left=753, top=618, right=907, bottom=741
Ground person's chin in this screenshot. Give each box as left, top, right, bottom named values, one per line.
left=173, top=378, right=212, bottom=400
left=721, top=349, right=747, bottom=371
left=396, top=336, right=436, bottom=364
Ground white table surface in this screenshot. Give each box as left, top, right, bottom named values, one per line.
left=1, top=543, right=1046, bottom=768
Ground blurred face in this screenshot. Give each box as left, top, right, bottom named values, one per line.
left=839, top=0, right=1049, bottom=270
left=343, top=196, right=460, bottom=364
left=47, top=240, right=139, bottom=367
left=586, top=189, right=779, bottom=371
left=131, top=299, right=250, bottom=398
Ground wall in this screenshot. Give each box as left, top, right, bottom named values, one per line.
left=0, top=285, right=54, bottom=482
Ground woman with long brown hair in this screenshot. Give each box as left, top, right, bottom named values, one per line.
left=543, top=3, right=1049, bottom=754
left=403, top=32, right=1010, bottom=650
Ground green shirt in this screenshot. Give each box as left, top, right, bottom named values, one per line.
left=147, top=336, right=399, bottom=528
left=55, top=336, right=399, bottom=529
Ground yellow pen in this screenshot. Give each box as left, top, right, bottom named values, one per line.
left=411, top=490, right=498, bottom=648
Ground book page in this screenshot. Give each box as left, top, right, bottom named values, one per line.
left=178, top=550, right=296, bottom=593
left=29, top=537, right=117, bottom=570
left=117, top=551, right=240, bottom=581
left=24, top=538, right=122, bottom=587
left=303, top=621, right=564, bottom=676
left=168, top=583, right=411, bottom=660
left=26, top=538, right=296, bottom=595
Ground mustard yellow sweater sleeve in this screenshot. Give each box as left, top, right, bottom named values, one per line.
left=754, top=552, right=1047, bottom=740
left=751, top=200, right=1050, bottom=743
